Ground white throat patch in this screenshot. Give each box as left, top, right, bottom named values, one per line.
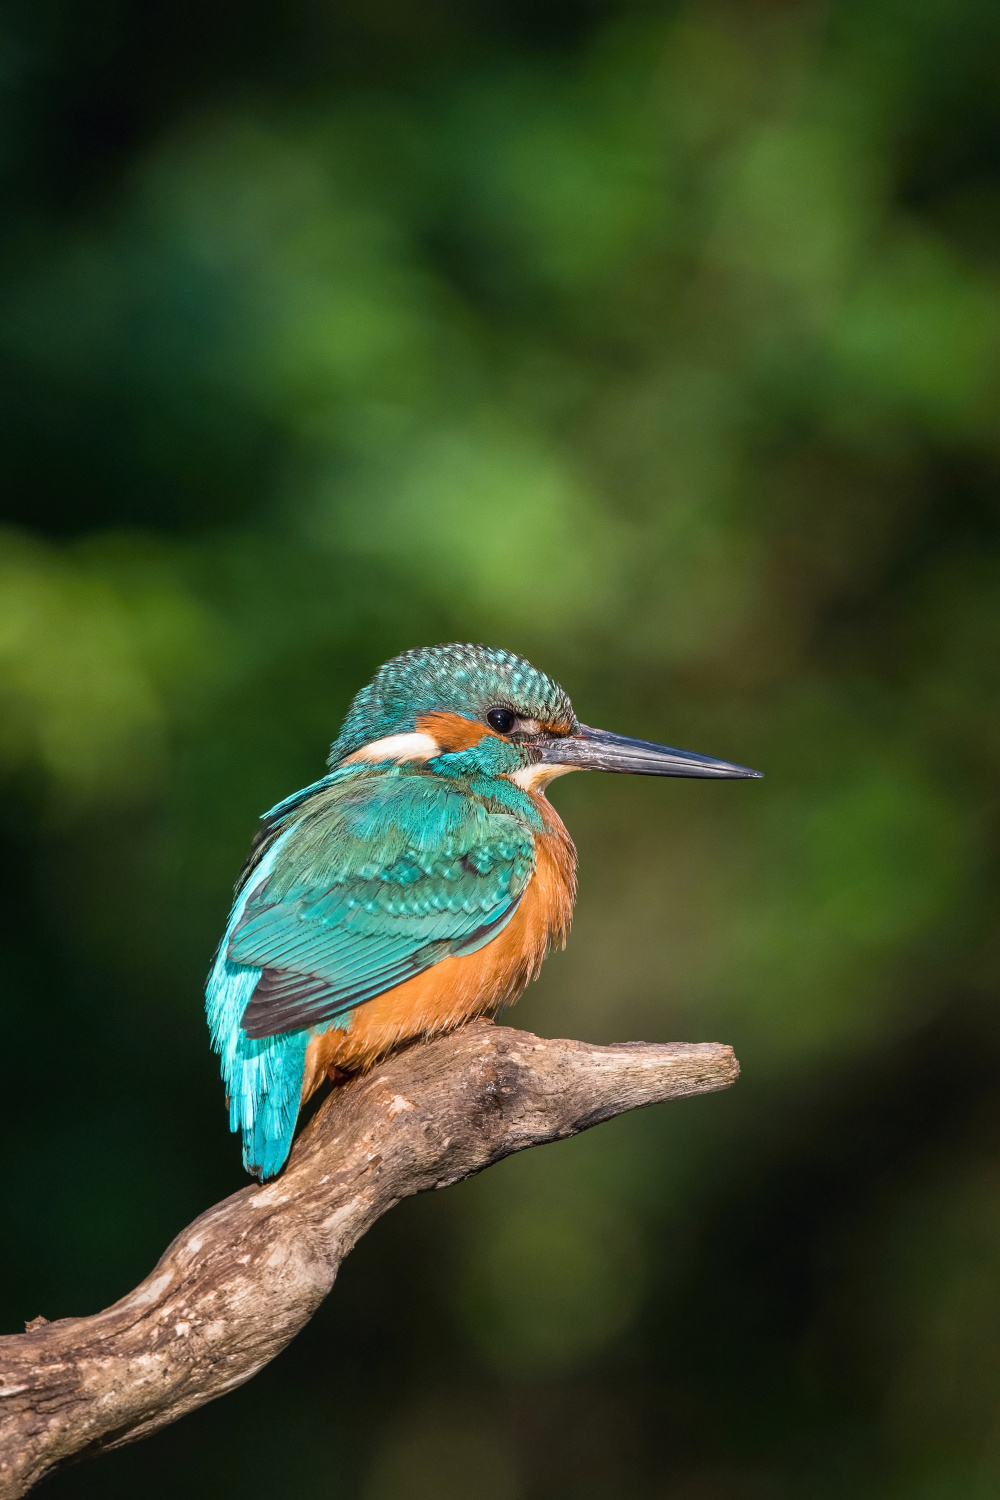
left=508, top=762, right=579, bottom=792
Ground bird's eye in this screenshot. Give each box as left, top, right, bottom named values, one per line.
left=486, top=707, right=516, bottom=734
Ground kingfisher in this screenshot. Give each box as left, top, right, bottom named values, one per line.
left=206, top=643, right=760, bottom=1179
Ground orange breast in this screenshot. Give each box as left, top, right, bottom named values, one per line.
left=300, top=793, right=576, bottom=1100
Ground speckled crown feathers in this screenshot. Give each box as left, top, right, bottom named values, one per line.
left=328, top=643, right=576, bottom=765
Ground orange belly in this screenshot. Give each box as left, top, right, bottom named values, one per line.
left=299, top=796, right=576, bottom=1102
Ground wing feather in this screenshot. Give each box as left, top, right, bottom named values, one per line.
left=229, top=770, right=536, bottom=1039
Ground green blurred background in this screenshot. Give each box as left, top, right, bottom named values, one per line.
left=2, top=0, right=1000, bottom=1495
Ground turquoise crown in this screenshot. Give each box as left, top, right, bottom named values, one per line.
left=328, top=644, right=575, bottom=765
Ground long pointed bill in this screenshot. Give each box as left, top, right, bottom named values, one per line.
left=536, top=724, right=762, bottom=779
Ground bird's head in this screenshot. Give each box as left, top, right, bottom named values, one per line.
left=328, top=643, right=761, bottom=789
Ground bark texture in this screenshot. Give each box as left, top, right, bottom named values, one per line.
left=0, top=1023, right=739, bottom=1496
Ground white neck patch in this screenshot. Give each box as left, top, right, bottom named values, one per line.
left=342, top=731, right=440, bottom=766
left=508, top=762, right=579, bottom=792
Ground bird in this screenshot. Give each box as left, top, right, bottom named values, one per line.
left=206, top=643, right=761, bottom=1180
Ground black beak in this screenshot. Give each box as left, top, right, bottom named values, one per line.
left=536, top=724, right=762, bottom=779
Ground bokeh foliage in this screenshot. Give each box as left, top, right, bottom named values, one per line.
left=2, top=0, right=1000, bottom=1495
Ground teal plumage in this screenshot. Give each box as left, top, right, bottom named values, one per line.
left=233, top=763, right=540, bottom=1034
left=206, top=642, right=760, bottom=1181
left=206, top=827, right=309, bottom=1181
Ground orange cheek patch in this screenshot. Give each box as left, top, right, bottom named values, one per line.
left=415, top=711, right=494, bottom=752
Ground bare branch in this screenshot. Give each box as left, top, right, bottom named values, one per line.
left=0, top=1023, right=739, bottom=1497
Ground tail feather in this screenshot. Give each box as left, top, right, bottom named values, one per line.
left=233, top=1024, right=308, bottom=1180
left=207, top=948, right=308, bottom=1181
left=205, top=825, right=307, bottom=1180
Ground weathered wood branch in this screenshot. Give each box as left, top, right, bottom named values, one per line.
left=0, top=1023, right=738, bottom=1497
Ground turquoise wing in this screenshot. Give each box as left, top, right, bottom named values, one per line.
left=229, top=770, right=537, bottom=1039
